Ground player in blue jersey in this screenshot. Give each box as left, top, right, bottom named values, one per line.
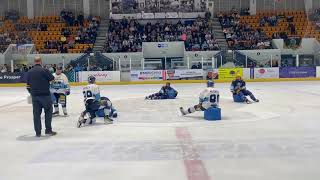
left=77, top=76, right=117, bottom=128
left=230, top=74, right=259, bottom=104
left=50, top=67, right=70, bottom=116
left=180, top=80, right=219, bottom=115
left=145, top=82, right=178, bottom=100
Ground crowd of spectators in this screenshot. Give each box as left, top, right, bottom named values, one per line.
left=1, top=10, right=99, bottom=54
left=0, top=32, right=32, bottom=53
left=219, top=11, right=272, bottom=50
left=259, top=15, right=279, bottom=27
left=259, top=14, right=297, bottom=36
left=0, top=64, right=9, bottom=73
left=36, top=10, right=99, bottom=54
left=66, top=63, right=113, bottom=72
left=309, top=8, right=320, bottom=29
left=60, top=9, right=85, bottom=26
left=106, top=17, right=219, bottom=52
left=309, top=8, right=320, bottom=22
left=0, top=62, right=111, bottom=75
left=4, top=10, right=19, bottom=21
left=111, top=0, right=206, bottom=14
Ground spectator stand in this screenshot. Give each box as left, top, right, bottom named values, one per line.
left=105, top=17, right=219, bottom=55
left=0, top=10, right=99, bottom=54
left=307, top=8, right=320, bottom=41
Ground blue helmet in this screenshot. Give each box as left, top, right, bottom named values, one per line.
left=207, top=80, right=214, bottom=87
left=88, top=76, right=96, bottom=84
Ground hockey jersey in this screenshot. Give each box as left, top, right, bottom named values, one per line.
left=199, top=87, right=220, bottom=107
left=83, top=84, right=101, bottom=102
left=230, top=79, right=246, bottom=92
left=50, top=73, right=70, bottom=94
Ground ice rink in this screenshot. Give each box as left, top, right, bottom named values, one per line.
left=1, top=81, right=320, bottom=180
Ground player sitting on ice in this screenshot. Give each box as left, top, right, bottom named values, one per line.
left=50, top=67, right=70, bottom=116
left=77, top=76, right=117, bottom=128
left=230, top=74, right=259, bottom=104
left=145, top=82, right=178, bottom=100
left=180, top=80, right=219, bottom=115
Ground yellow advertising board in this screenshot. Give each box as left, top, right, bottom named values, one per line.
left=218, top=68, right=243, bottom=80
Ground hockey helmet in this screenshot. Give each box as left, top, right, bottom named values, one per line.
left=88, top=75, right=96, bottom=84
left=207, top=80, right=214, bottom=87
left=236, top=73, right=242, bottom=79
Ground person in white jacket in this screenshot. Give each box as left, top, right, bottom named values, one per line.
left=50, top=67, right=70, bottom=116
left=180, top=80, right=219, bottom=116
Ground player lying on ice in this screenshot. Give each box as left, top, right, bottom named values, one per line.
left=50, top=66, right=70, bottom=116
left=77, top=76, right=118, bottom=128
left=230, top=74, right=259, bottom=104
left=180, top=80, right=219, bottom=115
left=145, top=82, right=178, bottom=100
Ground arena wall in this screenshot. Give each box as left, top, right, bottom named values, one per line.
left=0, top=0, right=313, bottom=18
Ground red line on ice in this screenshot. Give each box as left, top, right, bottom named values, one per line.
left=175, top=127, right=211, bottom=180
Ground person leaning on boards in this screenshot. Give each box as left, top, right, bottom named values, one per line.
left=26, top=56, right=57, bottom=137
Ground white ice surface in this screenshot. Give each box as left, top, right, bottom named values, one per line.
left=1, top=82, right=320, bottom=180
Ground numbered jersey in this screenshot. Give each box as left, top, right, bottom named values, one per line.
left=199, top=87, right=220, bottom=107
left=50, top=73, right=69, bottom=94
left=83, top=84, right=101, bottom=102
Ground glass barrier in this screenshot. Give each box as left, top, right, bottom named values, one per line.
left=234, top=50, right=281, bottom=68
left=112, top=51, right=224, bottom=71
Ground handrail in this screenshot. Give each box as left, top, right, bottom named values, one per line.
left=234, top=50, right=257, bottom=67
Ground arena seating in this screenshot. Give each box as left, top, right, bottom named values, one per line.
left=106, top=17, right=219, bottom=52
left=219, top=10, right=320, bottom=50
left=308, top=8, right=320, bottom=41
left=0, top=12, right=99, bottom=54
left=240, top=11, right=320, bottom=40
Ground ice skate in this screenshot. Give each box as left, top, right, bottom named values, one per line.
left=180, top=107, right=187, bottom=115
left=104, top=115, right=113, bottom=124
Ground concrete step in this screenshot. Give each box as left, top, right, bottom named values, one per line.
left=95, top=43, right=105, bottom=46
left=215, top=34, right=224, bottom=38
left=213, top=30, right=224, bottom=34
left=215, top=35, right=225, bottom=39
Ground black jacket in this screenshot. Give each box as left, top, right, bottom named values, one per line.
left=27, top=64, right=54, bottom=96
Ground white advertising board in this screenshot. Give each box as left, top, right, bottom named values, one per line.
left=317, top=66, right=320, bottom=78
left=78, top=71, right=120, bottom=82
left=166, top=69, right=203, bottom=80
left=254, top=68, right=279, bottom=79
left=130, top=70, right=165, bottom=81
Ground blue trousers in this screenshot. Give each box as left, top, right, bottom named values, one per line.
left=238, top=90, right=257, bottom=101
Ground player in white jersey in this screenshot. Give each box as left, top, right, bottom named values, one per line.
left=50, top=67, right=70, bottom=116
left=180, top=80, right=219, bottom=115
left=77, top=76, right=116, bottom=128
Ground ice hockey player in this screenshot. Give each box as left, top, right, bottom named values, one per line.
left=145, top=82, right=178, bottom=100
left=180, top=80, right=219, bottom=115
left=50, top=67, right=70, bottom=116
left=77, top=76, right=117, bottom=128
left=230, top=74, right=259, bottom=104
